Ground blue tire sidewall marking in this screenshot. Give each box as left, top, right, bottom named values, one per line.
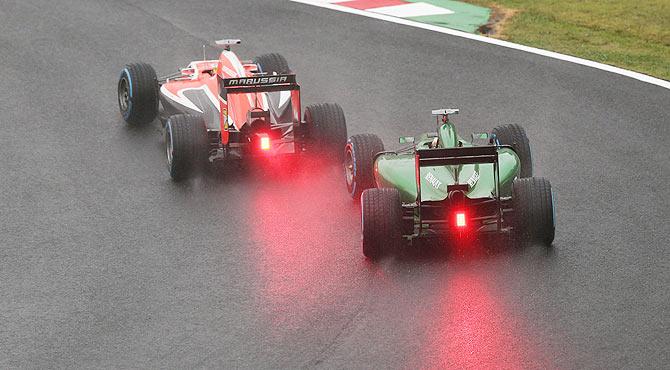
left=121, top=68, right=133, bottom=119
left=122, top=68, right=133, bottom=97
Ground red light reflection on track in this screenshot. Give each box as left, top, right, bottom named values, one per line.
left=414, top=266, right=554, bottom=369
left=247, top=157, right=360, bottom=330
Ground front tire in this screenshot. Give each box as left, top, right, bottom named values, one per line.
left=304, top=103, right=348, bottom=161
left=165, top=114, right=208, bottom=181
left=345, top=134, right=384, bottom=199
left=493, top=124, right=532, bottom=177
left=512, top=177, right=555, bottom=245
left=118, top=63, right=159, bottom=125
left=361, top=188, right=403, bottom=259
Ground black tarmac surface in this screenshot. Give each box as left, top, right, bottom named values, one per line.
left=1, top=0, right=668, bottom=368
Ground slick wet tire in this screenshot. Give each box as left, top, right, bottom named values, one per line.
left=118, top=63, right=159, bottom=125
left=165, top=114, right=209, bottom=181
left=345, top=134, right=384, bottom=199
left=492, top=124, right=532, bottom=177
left=304, top=103, right=348, bottom=161
left=361, top=188, right=403, bottom=260
left=512, top=177, right=555, bottom=246
left=253, top=53, right=291, bottom=74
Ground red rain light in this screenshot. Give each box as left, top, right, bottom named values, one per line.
left=455, top=212, right=467, bottom=228
left=260, top=135, right=270, bottom=151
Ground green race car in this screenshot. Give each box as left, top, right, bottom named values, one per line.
left=344, top=109, right=555, bottom=259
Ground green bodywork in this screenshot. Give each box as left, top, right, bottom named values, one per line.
left=374, top=121, right=520, bottom=204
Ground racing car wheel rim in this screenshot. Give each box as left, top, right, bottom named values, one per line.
left=118, top=77, right=130, bottom=113
left=345, top=147, right=355, bottom=193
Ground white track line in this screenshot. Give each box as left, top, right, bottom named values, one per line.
left=292, top=0, right=670, bottom=90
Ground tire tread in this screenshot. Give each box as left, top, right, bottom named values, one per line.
left=512, top=177, right=555, bottom=245
left=120, top=62, right=159, bottom=125
left=254, top=53, right=290, bottom=74
left=346, top=134, right=384, bottom=199
left=493, top=124, right=532, bottom=177
left=166, top=114, right=208, bottom=181
left=305, top=103, right=348, bottom=160
left=361, top=188, right=402, bottom=259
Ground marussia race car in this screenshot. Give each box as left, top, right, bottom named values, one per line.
left=117, top=39, right=347, bottom=180
left=344, top=109, right=555, bottom=259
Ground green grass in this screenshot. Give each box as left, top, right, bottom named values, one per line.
left=463, top=0, right=670, bottom=80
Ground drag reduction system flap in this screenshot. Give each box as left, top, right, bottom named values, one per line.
left=417, top=146, right=498, bottom=167
left=221, top=74, right=299, bottom=94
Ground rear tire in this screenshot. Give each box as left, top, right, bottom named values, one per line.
left=304, top=103, right=348, bottom=161
left=254, top=53, right=291, bottom=74
left=165, top=114, right=209, bottom=181
left=492, top=124, right=532, bottom=177
left=361, top=188, right=403, bottom=259
left=512, top=177, right=555, bottom=245
left=118, top=63, right=159, bottom=125
left=345, top=134, right=384, bottom=199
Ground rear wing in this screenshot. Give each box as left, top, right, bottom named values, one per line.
left=415, top=145, right=511, bottom=234
left=415, top=146, right=501, bottom=203
left=218, top=73, right=302, bottom=131
left=414, top=145, right=506, bottom=232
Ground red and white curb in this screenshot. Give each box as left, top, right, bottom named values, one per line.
left=324, top=1, right=453, bottom=17
left=293, top=0, right=670, bottom=90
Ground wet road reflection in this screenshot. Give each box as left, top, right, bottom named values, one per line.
left=238, top=158, right=558, bottom=367
left=246, top=159, right=362, bottom=330
left=417, top=269, right=553, bottom=368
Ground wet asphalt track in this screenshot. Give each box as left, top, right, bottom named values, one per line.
left=1, top=0, right=669, bottom=368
